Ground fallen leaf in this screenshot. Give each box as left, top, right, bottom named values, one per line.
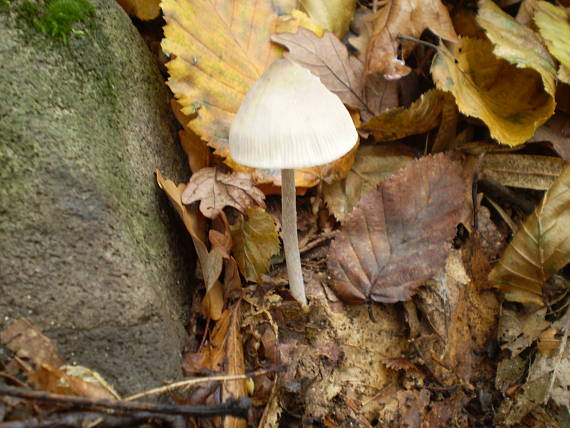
left=323, top=144, right=413, bottom=221
left=347, top=6, right=374, bottom=61
left=530, top=113, right=570, bottom=161
left=301, top=0, right=357, bottom=38
left=327, top=154, right=465, bottom=303
left=231, top=207, right=280, bottom=283
left=534, top=1, right=570, bottom=84
left=116, top=0, right=160, bottom=20
left=274, top=9, right=324, bottom=36
left=0, top=318, right=64, bottom=368
left=156, top=171, right=224, bottom=314
left=161, top=0, right=281, bottom=156
left=365, top=0, right=458, bottom=79
left=482, top=154, right=566, bottom=191
left=489, top=164, right=570, bottom=304
left=179, top=130, right=210, bottom=174
left=498, top=307, right=549, bottom=356
left=201, top=280, right=224, bottom=321
left=431, top=37, right=555, bottom=147
left=182, top=167, right=266, bottom=219
left=361, top=89, right=451, bottom=142
left=272, top=28, right=373, bottom=117
left=476, top=0, right=557, bottom=98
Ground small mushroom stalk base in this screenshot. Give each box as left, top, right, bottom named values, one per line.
left=281, top=168, right=307, bottom=306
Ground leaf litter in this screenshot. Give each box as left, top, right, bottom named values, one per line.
left=9, top=0, right=570, bottom=426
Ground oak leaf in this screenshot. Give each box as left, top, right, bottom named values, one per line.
left=182, top=167, right=265, bottom=219
left=534, top=0, right=570, bottom=84
left=431, top=37, right=555, bottom=147
left=327, top=154, right=465, bottom=303
left=489, top=164, right=570, bottom=305
left=231, top=206, right=280, bottom=283
left=365, top=0, right=458, bottom=79
left=323, top=144, right=413, bottom=221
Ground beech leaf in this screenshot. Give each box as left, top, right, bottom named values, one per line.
left=182, top=167, right=265, bottom=219
left=365, top=0, right=458, bottom=79
left=323, top=144, right=413, bottom=221
left=361, top=89, right=453, bottom=142
left=327, top=154, right=465, bottom=303
left=431, top=37, right=555, bottom=147
left=534, top=0, right=570, bottom=84
left=489, top=164, right=570, bottom=305
left=231, top=206, right=280, bottom=283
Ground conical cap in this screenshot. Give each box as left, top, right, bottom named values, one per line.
left=229, top=58, right=358, bottom=169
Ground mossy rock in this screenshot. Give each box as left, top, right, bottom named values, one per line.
left=0, top=0, right=193, bottom=394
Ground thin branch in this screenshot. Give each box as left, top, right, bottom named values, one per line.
left=0, top=385, right=250, bottom=419
left=125, top=366, right=284, bottom=401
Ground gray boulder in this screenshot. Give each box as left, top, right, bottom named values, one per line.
left=0, top=0, right=192, bottom=394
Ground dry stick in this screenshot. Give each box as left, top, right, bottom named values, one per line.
left=281, top=168, right=307, bottom=306
left=0, top=411, right=185, bottom=428
left=0, top=385, right=250, bottom=419
left=125, top=366, right=284, bottom=401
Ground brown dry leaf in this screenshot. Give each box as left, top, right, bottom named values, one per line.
left=431, top=37, right=555, bottom=147
left=498, top=307, right=549, bottom=356
left=365, top=0, right=458, bottom=79
left=230, top=206, right=280, bottom=283
left=28, top=363, right=119, bottom=400
left=534, top=1, right=570, bottom=84
left=116, top=0, right=160, bottom=20
left=271, top=28, right=372, bottom=117
left=323, top=144, right=413, bottom=221
left=361, top=89, right=452, bottom=142
left=482, top=154, right=566, bottom=191
left=156, top=171, right=224, bottom=317
left=538, top=328, right=559, bottom=357
left=489, top=164, right=570, bottom=305
left=531, top=113, right=570, bottom=161
left=182, top=167, right=265, bottom=219
left=0, top=318, right=64, bottom=368
left=161, top=0, right=280, bottom=157
left=327, top=154, right=465, bottom=303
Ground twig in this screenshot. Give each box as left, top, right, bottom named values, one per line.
left=125, top=366, right=285, bottom=401
left=299, top=231, right=335, bottom=254
left=0, top=410, right=185, bottom=428
left=477, top=175, right=535, bottom=215
left=0, top=385, right=250, bottom=419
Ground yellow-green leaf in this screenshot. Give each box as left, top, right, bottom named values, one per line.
left=431, top=37, right=555, bottom=146
left=534, top=1, right=570, bottom=85
left=231, top=207, right=280, bottom=283
left=361, top=89, right=451, bottom=142
left=323, top=144, right=413, bottom=221
left=301, top=0, right=357, bottom=38
left=489, top=164, right=570, bottom=305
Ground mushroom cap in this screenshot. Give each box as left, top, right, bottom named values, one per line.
left=229, top=58, right=358, bottom=169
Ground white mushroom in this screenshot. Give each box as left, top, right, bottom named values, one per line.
left=229, top=58, right=357, bottom=306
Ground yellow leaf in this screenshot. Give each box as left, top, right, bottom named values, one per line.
left=476, top=0, right=557, bottom=98
left=116, top=0, right=160, bottom=20
left=361, top=89, right=451, bottom=142
left=161, top=0, right=281, bottom=157
left=365, top=0, right=458, bottom=79
left=489, top=164, right=570, bottom=305
left=231, top=207, right=280, bottom=283
left=274, top=9, right=324, bottom=36
left=431, top=38, right=555, bottom=146
left=301, top=0, right=357, bottom=38
left=534, top=1, right=570, bottom=85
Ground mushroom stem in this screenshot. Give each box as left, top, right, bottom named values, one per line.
left=281, top=168, right=307, bottom=306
